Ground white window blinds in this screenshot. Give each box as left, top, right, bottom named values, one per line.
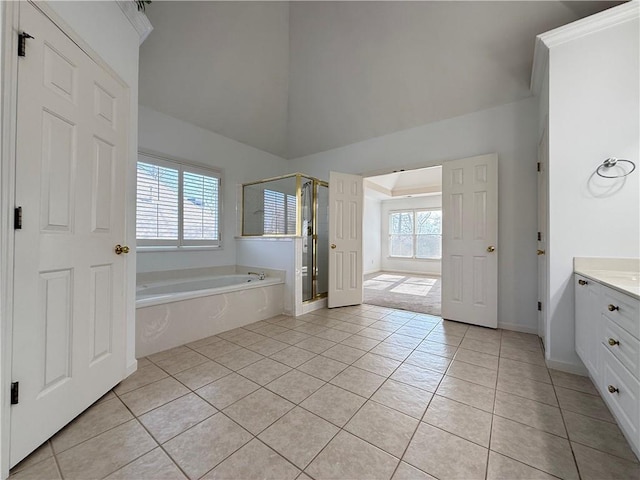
left=136, top=154, right=221, bottom=247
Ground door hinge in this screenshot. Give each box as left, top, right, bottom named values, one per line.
left=14, top=206, right=22, bottom=229
left=18, top=32, right=34, bottom=57
left=537, top=231, right=542, bottom=241
left=537, top=162, right=541, bottom=172
left=537, top=301, right=542, bottom=312
left=10, top=382, right=19, bottom=405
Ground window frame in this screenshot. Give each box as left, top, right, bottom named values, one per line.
left=136, top=151, right=223, bottom=249
left=388, top=207, right=442, bottom=260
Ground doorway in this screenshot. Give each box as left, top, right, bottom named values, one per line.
left=363, top=166, right=443, bottom=315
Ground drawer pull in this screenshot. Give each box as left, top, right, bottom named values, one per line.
left=607, top=385, right=619, bottom=394
left=578, top=279, right=588, bottom=286
left=607, top=304, right=619, bottom=312
left=608, top=338, right=620, bottom=346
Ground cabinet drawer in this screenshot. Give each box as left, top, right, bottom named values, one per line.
left=603, top=317, right=640, bottom=379
left=601, top=347, right=639, bottom=445
left=602, top=287, right=640, bottom=339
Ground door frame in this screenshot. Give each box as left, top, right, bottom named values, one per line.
left=0, top=3, right=133, bottom=476
left=361, top=161, right=444, bottom=308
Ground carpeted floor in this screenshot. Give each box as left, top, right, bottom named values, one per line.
left=363, top=271, right=441, bottom=315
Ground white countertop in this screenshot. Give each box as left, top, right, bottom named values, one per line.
left=574, top=257, right=640, bottom=300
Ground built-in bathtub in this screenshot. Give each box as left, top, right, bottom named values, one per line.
left=136, top=268, right=285, bottom=357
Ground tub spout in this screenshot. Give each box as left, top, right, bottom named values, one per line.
left=248, top=271, right=265, bottom=280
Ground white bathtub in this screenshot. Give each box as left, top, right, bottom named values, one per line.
left=136, top=274, right=281, bottom=308
left=136, top=272, right=285, bottom=357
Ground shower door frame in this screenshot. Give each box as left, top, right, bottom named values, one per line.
left=306, top=179, right=329, bottom=303
left=240, top=173, right=329, bottom=302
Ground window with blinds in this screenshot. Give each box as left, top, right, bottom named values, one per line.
left=136, top=154, right=221, bottom=247
left=263, top=189, right=297, bottom=235
left=389, top=209, right=442, bottom=259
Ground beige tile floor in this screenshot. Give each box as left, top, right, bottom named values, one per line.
left=10, top=304, right=640, bottom=480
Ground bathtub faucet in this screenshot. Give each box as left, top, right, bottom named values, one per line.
left=248, top=271, right=265, bottom=280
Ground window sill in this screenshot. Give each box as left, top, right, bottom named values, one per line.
left=137, top=245, right=223, bottom=253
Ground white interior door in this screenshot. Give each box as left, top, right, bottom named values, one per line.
left=328, top=171, right=363, bottom=308
left=11, top=3, right=129, bottom=466
left=537, top=125, right=549, bottom=346
left=441, top=154, right=498, bottom=328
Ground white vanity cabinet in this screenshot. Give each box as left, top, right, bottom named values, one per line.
left=575, top=273, right=640, bottom=458
left=574, top=275, right=601, bottom=381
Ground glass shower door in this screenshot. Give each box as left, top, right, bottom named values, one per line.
left=302, top=177, right=314, bottom=301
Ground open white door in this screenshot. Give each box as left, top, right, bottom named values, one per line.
left=328, top=172, right=363, bottom=308
left=537, top=126, right=549, bottom=347
left=10, top=3, right=129, bottom=466
left=441, top=154, right=498, bottom=328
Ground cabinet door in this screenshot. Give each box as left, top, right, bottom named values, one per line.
left=575, top=275, right=601, bottom=380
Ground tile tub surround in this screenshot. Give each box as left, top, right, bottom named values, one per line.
left=136, top=282, right=285, bottom=358
left=574, top=257, right=640, bottom=299
left=12, top=305, right=639, bottom=480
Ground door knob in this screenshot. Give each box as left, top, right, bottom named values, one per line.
left=608, top=385, right=619, bottom=394
left=537, top=249, right=546, bottom=255
left=115, top=244, right=130, bottom=255
left=330, top=244, right=336, bottom=249
left=608, top=338, right=620, bottom=346
left=486, top=246, right=495, bottom=253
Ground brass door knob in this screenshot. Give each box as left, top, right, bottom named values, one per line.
left=330, top=244, right=336, bottom=249
left=537, top=249, right=545, bottom=256
left=578, top=279, right=588, bottom=286
left=486, top=246, right=495, bottom=253
left=608, top=385, right=619, bottom=394
left=608, top=304, right=619, bottom=312
left=115, top=244, right=130, bottom=255
left=608, top=338, right=620, bottom=346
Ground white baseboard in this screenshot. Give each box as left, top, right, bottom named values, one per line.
left=375, top=269, right=441, bottom=277
left=363, top=269, right=381, bottom=276
left=300, top=298, right=327, bottom=315
left=545, top=358, right=588, bottom=376
left=497, top=322, right=538, bottom=335
left=125, top=360, right=138, bottom=376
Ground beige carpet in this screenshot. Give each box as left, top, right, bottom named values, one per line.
left=364, top=271, right=441, bottom=315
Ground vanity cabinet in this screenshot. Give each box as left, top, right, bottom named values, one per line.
left=574, top=275, right=601, bottom=381
left=575, top=274, right=640, bottom=458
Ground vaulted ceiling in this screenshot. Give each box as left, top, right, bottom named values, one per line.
left=139, top=1, right=622, bottom=159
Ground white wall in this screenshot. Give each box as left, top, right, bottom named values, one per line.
left=545, top=12, right=639, bottom=370
left=363, top=195, right=382, bottom=274
left=380, top=195, right=442, bottom=275
left=291, top=97, right=540, bottom=332
left=137, top=106, right=289, bottom=273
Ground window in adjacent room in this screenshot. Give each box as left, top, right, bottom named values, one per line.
left=389, top=209, right=442, bottom=259
left=136, top=153, right=221, bottom=247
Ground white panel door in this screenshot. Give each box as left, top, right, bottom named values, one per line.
left=11, top=3, right=129, bottom=466
left=537, top=125, right=548, bottom=346
left=441, top=154, right=498, bottom=328
left=328, top=172, right=363, bottom=308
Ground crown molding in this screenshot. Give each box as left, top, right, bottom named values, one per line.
left=117, top=1, right=153, bottom=45
left=531, top=1, right=639, bottom=95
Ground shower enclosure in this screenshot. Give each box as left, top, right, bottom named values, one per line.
left=242, top=173, right=329, bottom=302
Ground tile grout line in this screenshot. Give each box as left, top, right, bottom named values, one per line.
left=28, top=305, right=633, bottom=480
left=297, top=310, right=430, bottom=478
